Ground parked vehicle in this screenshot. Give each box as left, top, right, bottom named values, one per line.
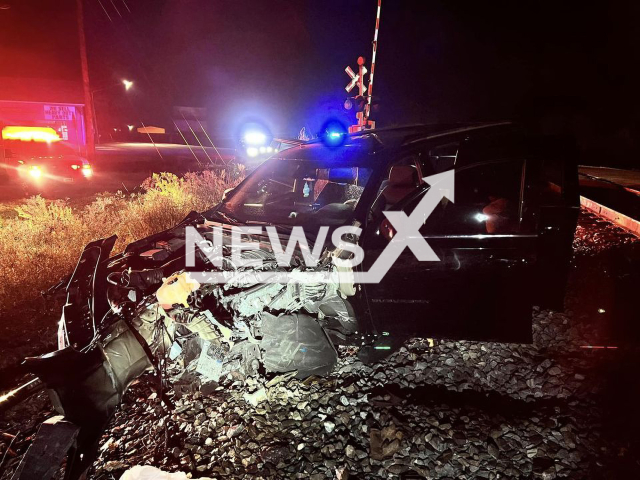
left=1, top=126, right=92, bottom=191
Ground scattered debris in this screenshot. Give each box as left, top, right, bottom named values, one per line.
left=243, top=388, right=268, bottom=407
left=120, top=465, right=214, bottom=479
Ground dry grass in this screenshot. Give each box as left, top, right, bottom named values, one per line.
left=0, top=168, right=243, bottom=311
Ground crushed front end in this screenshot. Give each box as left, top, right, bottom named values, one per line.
left=16, top=212, right=360, bottom=480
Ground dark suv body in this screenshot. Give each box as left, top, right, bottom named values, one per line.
left=214, top=122, right=579, bottom=346
left=18, top=123, right=580, bottom=480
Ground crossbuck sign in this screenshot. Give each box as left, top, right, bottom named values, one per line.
left=345, top=65, right=367, bottom=93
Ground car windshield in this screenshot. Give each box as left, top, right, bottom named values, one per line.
left=216, top=156, right=373, bottom=226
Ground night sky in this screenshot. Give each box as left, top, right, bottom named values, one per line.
left=1, top=0, right=640, bottom=165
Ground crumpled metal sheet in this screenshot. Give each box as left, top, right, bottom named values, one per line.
left=102, top=320, right=153, bottom=393
left=178, top=312, right=221, bottom=341
left=133, top=304, right=173, bottom=354
left=195, top=340, right=227, bottom=382
left=267, top=276, right=335, bottom=313
left=30, top=319, right=153, bottom=425
left=223, top=282, right=286, bottom=317
left=260, top=312, right=337, bottom=378
left=317, top=294, right=358, bottom=333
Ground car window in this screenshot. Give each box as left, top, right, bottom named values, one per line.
left=525, top=157, right=569, bottom=205
left=418, top=141, right=460, bottom=175
left=220, top=159, right=372, bottom=226
left=369, top=155, right=422, bottom=222
left=405, top=160, right=526, bottom=235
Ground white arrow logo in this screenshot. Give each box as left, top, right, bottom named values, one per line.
left=187, top=169, right=455, bottom=286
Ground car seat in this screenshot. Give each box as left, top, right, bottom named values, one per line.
left=382, top=165, right=420, bottom=205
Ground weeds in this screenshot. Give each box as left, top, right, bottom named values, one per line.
left=0, top=169, right=242, bottom=311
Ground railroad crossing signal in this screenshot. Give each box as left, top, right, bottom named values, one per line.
left=342, top=0, right=382, bottom=133
left=345, top=57, right=374, bottom=132
left=345, top=65, right=367, bottom=94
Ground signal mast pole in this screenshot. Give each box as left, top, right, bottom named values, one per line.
left=356, top=56, right=367, bottom=129
left=344, top=0, right=381, bottom=133
left=364, top=0, right=382, bottom=123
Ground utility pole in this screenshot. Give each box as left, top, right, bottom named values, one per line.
left=76, top=0, right=96, bottom=161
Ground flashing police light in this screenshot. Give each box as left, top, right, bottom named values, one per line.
left=238, top=120, right=275, bottom=160
left=320, top=119, right=348, bottom=148
left=244, top=130, right=267, bottom=145
left=238, top=120, right=272, bottom=147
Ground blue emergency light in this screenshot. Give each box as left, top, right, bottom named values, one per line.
left=320, top=119, right=348, bottom=148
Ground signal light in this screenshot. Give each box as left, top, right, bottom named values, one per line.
left=344, top=95, right=367, bottom=113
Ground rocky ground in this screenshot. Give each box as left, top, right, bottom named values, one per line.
left=2, top=210, right=639, bottom=479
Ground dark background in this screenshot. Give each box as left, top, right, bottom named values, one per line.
left=1, top=0, right=640, bottom=167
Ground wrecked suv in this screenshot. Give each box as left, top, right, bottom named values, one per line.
left=19, top=123, right=579, bottom=479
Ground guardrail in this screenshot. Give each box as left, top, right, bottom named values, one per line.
left=580, top=195, right=640, bottom=237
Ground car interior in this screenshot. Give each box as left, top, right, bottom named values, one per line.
left=381, top=165, right=421, bottom=205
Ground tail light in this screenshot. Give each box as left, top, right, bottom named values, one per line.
left=81, top=164, right=93, bottom=177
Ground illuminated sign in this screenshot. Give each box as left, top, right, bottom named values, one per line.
left=58, top=125, right=69, bottom=140
left=44, top=105, right=75, bottom=121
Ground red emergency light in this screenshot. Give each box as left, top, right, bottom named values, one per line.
left=1, top=126, right=61, bottom=143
